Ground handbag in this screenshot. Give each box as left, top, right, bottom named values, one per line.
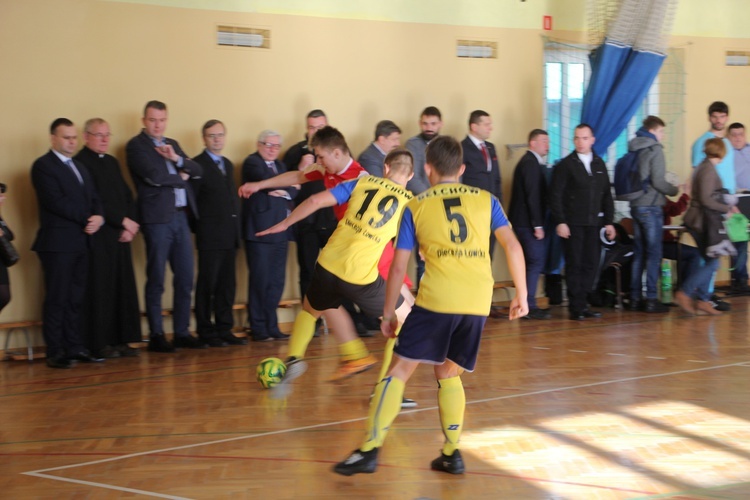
left=726, top=213, right=749, bottom=243
left=0, top=220, right=19, bottom=267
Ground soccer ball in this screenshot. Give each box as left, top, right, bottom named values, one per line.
left=256, top=357, right=287, bottom=389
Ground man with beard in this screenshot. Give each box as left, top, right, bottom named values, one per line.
left=405, top=106, right=442, bottom=284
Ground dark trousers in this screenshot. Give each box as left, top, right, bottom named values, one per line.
left=515, top=226, right=547, bottom=309
left=195, top=248, right=237, bottom=338
left=295, top=225, right=333, bottom=299
left=38, top=251, right=88, bottom=358
left=245, top=240, right=287, bottom=337
left=141, top=211, right=194, bottom=337
left=563, top=225, right=600, bottom=313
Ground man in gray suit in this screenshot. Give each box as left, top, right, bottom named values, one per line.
left=357, top=120, right=401, bottom=177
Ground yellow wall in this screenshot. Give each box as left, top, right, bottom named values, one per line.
left=1, top=0, right=749, bottom=348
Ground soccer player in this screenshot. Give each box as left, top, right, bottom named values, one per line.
left=255, top=149, right=415, bottom=385
left=333, top=136, right=528, bottom=476
left=240, top=126, right=379, bottom=379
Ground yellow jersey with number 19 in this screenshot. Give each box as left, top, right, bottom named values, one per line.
left=400, top=183, right=507, bottom=315
left=317, top=176, right=413, bottom=285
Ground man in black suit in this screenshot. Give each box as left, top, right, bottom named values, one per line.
left=461, top=110, right=503, bottom=256
left=508, top=129, right=551, bottom=320
left=357, top=120, right=401, bottom=177
left=242, top=130, right=298, bottom=342
left=31, top=118, right=105, bottom=368
left=126, top=100, right=204, bottom=352
left=191, top=120, right=245, bottom=347
left=549, top=124, right=615, bottom=320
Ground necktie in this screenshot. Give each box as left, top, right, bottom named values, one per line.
left=480, top=143, right=490, bottom=171
left=66, top=159, right=83, bottom=185
left=216, top=159, right=226, bottom=176
left=267, top=161, right=278, bottom=175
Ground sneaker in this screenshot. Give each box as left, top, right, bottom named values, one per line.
left=709, top=295, right=731, bottom=311
left=329, top=354, right=377, bottom=381
left=401, top=397, right=418, bottom=408
left=269, top=358, right=309, bottom=399
left=173, top=335, right=209, bottom=349
left=333, top=448, right=379, bottom=476
left=696, top=300, right=722, bottom=316
left=430, top=449, right=465, bottom=474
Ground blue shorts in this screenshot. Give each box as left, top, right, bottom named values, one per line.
left=394, top=305, right=487, bottom=372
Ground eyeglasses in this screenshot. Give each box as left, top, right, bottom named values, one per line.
left=86, top=132, right=112, bottom=139
left=260, top=142, right=282, bottom=149
left=206, top=133, right=225, bottom=139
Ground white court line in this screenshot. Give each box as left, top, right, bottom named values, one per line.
left=22, top=360, right=750, bottom=498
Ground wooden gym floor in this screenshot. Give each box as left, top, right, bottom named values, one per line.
left=2, top=297, right=750, bottom=499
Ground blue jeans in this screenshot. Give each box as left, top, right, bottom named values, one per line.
left=680, top=255, right=719, bottom=301
left=141, top=211, right=195, bottom=337
left=630, top=206, right=664, bottom=300
left=731, top=241, right=748, bottom=283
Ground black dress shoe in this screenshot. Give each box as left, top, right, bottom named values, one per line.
left=148, top=335, right=176, bottom=353
left=46, top=356, right=73, bottom=369
left=69, top=351, right=105, bottom=363
left=522, top=308, right=552, bottom=320
left=569, top=311, right=585, bottom=321
left=269, top=330, right=290, bottom=341
left=173, top=335, right=208, bottom=349
left=626, top=299, right=642, bottom=311
left=643, top=299, right=669, bottom=313
left=252, top=334, right=273, bottom=342
left=219, top=333, right=248, bottom=345
left=581, top=309, right=602, bottom=318
left=201, top=336, right=228, bottom=348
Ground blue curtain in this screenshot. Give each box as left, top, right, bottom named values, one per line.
left=581, top=40, right=666, bottom=155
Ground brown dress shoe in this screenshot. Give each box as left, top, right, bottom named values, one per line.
left=674, top=291, right=696, bottom=315
left=695, top=300, right=722, bottom=316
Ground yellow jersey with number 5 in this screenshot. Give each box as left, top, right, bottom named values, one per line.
left=398, top=183, right=507, bottom=315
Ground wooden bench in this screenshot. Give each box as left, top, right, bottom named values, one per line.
left=2, top=320, right=44, bottom=361
left=493, top=280, right=516, bottom=301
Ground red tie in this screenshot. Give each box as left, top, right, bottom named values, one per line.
left=480, top=143, right=490, bottom=171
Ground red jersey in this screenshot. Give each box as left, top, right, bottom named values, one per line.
left=304, top=159, right=367, bottom=220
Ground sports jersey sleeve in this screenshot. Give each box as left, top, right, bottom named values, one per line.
left=395, top=207, right=416, bottom=250
left=490, top=196, right=509, bottom=231
left=304, top=164, right=325, bottom=181
left=329, top=179, right=357, bottom=205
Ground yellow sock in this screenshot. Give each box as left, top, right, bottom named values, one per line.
left=437, top=376, right=465, bottom=456
left=376, top=326, right=400, bottom=382
left=361, top=376, right=405, bottom=451
left=287, top=310, right=317, bottom=360
left=339, top=338, right=369, bottom=362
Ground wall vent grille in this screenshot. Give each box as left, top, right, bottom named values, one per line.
left=217, top=25, right=270, bottom=49
left=726, top=51, right=750, bottom=66
left=457, top=40, right=497, bottom=59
